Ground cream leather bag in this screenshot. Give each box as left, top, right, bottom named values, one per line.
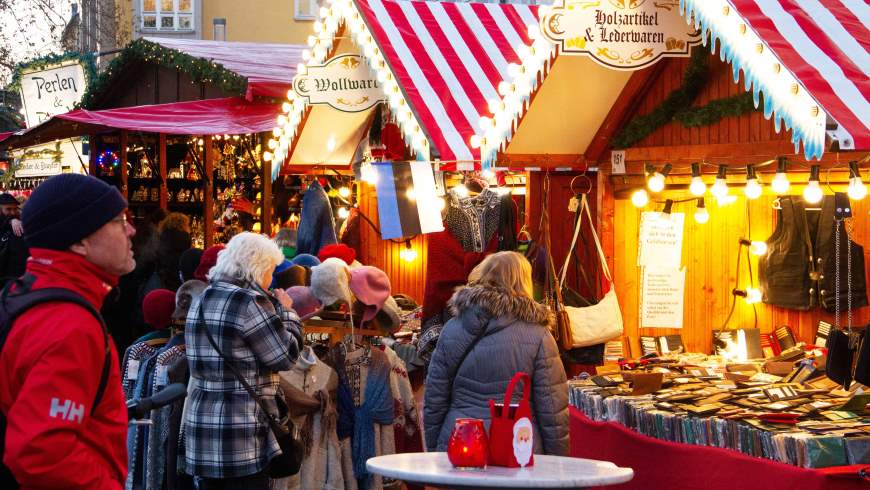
left=558, top=195, right=624, bottom=348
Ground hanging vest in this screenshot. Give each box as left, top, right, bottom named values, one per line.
left=759, top=193, right=867, bottom=312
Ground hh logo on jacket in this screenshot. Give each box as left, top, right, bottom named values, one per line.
left=49, top=397, right=84, bottom=423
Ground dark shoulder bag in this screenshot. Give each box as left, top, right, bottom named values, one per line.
left=197, top=304, right=303, bottom=478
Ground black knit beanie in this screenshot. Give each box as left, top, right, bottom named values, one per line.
left=22, top=174, right=128, bottom=250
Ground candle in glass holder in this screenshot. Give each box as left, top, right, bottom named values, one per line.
left=447, top=418, right=488, bottom=469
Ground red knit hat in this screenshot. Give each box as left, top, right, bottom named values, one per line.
left=317, top=243, right=357, bottom=266
left=143, top=289, right=176, bottom=330
left=195, top=244, right=225, bottom=281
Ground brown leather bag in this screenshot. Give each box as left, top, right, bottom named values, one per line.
left=540, top=174, right=574, bottom=352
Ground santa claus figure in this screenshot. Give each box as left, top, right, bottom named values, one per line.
left=512, top=417, right=534, bottom=467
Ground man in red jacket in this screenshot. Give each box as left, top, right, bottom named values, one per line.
left=0, top=173, right=135, bottom=489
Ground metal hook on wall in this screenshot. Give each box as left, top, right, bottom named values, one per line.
left=569, top=174, right=593, bottom=196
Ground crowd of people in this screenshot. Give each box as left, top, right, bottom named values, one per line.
left=0, top=173, right=568, bottom=490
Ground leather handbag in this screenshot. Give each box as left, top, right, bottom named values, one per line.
left=198, top=304, right=303, bottom=478
left=558, top=194, right=624, bottom=348
left=487, top=372, right=534, bottom=468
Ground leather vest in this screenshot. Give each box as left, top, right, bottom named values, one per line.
left=759, top=193, right=867, bottom=312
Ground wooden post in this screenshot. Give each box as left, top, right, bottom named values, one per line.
left=88, top=134, right=97, bottom=176
left=119, top=130, right=128, bottom=198
left=261, top=134, right=272, bottom=235
left=203, top=135, right=214, bottom=248
left=158, top=133, right=168, bottom=209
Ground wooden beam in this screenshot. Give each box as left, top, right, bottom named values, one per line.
left=158, top=133, right=167, bottom=209
left=585, top=63, right=665, bottom=163
left=119, top=130, right=128, bottom=198
left=261, top=133, right=272, bottom=235
left=496, top=153, right=586, bottom=169
left=88, top=134, right=97, bottom=175
left=204, top=135, right=214, bottom=248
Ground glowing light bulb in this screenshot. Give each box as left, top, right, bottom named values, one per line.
left=262, top=151, right=273, bottom=162
left=406, top=187, right=416, bottom=200
left=771, top=172, right=790, bottom=194
left=750, top=241, right=768, bottom=256
left=267, top=139, right=277, bottom=150
left=711, top=178, right=728, bottom=199
left=453, top=184, right=470, bottom=198
left=745, top=287, right=762, bottom=304
left=400, top=246, right=418, bottom=263
left=744, top=178, right=762, bottom=200
left=647, top=172, right=665, bottom=193
left=689, top=176, right=706, bottom=196
left=337, top=207, right=350, bottom=219
left=848, top=175, right=867, bottom=201
left=694, top=198, right=709, bottom=224
left=338, top=186, right=351, bottom=198
left=631, top=189, right=649, bottom=208
left=803, top=181, right=823, bottom=204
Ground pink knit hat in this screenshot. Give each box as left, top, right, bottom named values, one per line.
left=286, top=286, right=323, bottom=320
left=349, top=266, right=391, bottom=322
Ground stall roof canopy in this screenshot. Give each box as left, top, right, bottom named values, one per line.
left=355, top=0, right=541, bottom=167
left=2, top=98, right=281, bottom=149
left=143, top=37, right=304, bottom=99
left=681, top=0, right=869, bottom=158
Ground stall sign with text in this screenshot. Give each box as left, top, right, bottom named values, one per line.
left=19, top=62, right=86, bottom=127
left=293, top=55, right=386, bottom=113
left=539, top=0, right=701, bottom=70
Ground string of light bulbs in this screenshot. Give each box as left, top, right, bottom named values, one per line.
left=630, top=159, right=867, bottom=212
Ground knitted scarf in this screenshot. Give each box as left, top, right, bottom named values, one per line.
left=351, top=349, right=394, bottom=488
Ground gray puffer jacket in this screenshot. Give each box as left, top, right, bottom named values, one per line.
left=423, top=285, right=569, bottom=455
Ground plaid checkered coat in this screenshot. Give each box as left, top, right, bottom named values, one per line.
left=183, top=277, right=302, bottom=478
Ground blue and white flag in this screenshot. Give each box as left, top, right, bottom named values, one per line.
left=374, top=161, right=444, bottom=240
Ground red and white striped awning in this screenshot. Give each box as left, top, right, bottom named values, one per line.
left=355, top=0, right=540, bottom=169
left=680, top=0, right=869, bottom=159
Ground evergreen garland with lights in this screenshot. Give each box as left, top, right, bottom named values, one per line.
left=612, top=46, right=757, bottom=149
left=79, top=39, right=247, bottom=109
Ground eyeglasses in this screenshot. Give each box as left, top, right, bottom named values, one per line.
left=110, top=215, right=129, bottom=227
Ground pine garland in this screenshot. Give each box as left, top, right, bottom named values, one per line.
left=7, top=52, right=98, bottom=94
left=79, top=39, right=247, bottom=109
left=612, top=46, right=757, bottom=149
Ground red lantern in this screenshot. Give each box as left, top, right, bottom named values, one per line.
left=447, top=418, right=488, bottom=469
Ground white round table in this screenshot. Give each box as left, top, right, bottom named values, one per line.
left=366, top=452, right=634, bottom=489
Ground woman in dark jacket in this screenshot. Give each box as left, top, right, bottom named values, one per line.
left=424, top=251, right=569, bottom=456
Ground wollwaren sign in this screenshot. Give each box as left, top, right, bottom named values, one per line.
left=19, top=61, right=87, bottom=127
left=540, top=0, right=701, bottom=71
left=293, top=55, right=386, bottom=113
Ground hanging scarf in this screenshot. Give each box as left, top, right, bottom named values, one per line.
left=351, top=349, right=394, bottom=488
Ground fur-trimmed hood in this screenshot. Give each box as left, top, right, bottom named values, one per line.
left=448, top=284, right=553, bottom=327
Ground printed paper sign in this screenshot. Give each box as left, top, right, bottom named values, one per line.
left=19, top=62, right=86, bottom=127
left=640, top=266, right=685, bottom=328
left=611, top=150, right=626, bottom=174
left=638, top=211, right=683, bottom=269
left=293, top=55, right=386, bottom=113
left=539, top=0, right=701, bottom=70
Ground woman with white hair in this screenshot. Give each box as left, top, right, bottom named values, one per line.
left=184, top=232, right=303, bottom=489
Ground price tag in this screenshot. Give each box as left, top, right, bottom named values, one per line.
left=568, top=196, right=580, bottom=212
left=126, top=359, right=140, bottom=381
left=611, top=150, right=626, bottom=175
left=156, top=364, right=169, bottom=387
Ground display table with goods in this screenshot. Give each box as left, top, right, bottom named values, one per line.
left=568, top=348, right=870, bottom=490
left=366, top=452, right=634, bottom=489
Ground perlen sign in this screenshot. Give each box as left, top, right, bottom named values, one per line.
left=540, top=0, right=701, bottom=70
left=19, top=62, right=87, bottom=127
left=293, top=55, right=386, bottom=113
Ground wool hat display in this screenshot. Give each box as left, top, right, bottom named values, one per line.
left=317, top=243, right=357, bottom=266
left=349, top=266, right=391, bottom=322
left=0, top=193, right=19, bottom=206
left=291, top=253, right=321, bottom=268
left=143, top=289, right=176, bottom=330
left=286, top=286, right=323, bottom=320
left=172, top=280, right=207, bottom=323
left=353, top=295, right=401, bottom=332
left=194, top=244, right=224, bottom=281
left=22, top=173, right=127, bottom=250
left=272, top=264, right=309, bottom=289
left=178, top=248, right=203, bottom=283
left=310, top=257, right=352, bottom=306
